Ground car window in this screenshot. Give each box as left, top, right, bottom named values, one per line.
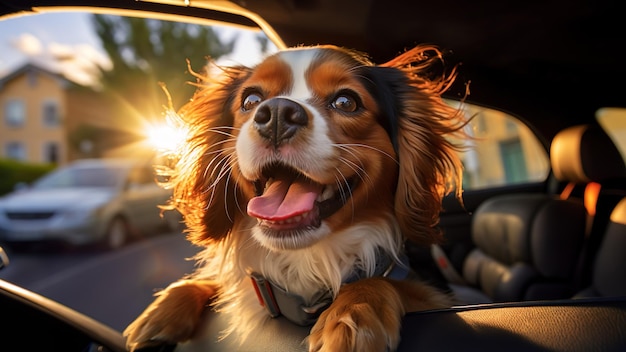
left=129, top=166, right=157, bottom=185
left=33, top=165, right=126, bottom=189
left=0, top=8, right=608, bottom=342
left=447, top=100, right=550, bottom=190
left=0, top=12, right=278, bottom=164
left=0, top=11, right=274, bottom=333
left=596, top=107, right=626, bottom=162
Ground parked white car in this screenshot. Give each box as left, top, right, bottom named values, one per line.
left=0, top=158, right=180, bottom=250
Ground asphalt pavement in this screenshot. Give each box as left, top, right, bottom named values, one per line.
left=0, top=232, right=201, bottom=332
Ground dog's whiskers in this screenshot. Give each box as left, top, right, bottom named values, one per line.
left=335, top=143, right=398, bottom=164
left=227, top=155, right=249, bottom=216
left=201, top=139, right=237, bottom=156
left=334, top=146, right=372, bottom=184
left=338, top=157, right=371, bottom=193
left=201, top=149, right=232, bottom=180
left=206, top=126, right=240, bottom=138
left=333, top=169, right=355, bottom=223
left=222, top=154, right=237, bottom=223
left=202, top=154, right=234, bottom=210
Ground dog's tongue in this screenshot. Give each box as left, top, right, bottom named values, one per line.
left=247, top=174, right=322, bottom=221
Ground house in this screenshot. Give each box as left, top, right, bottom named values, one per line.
left=0, top=63, right=154, bottom=166
left=0, top=63, right=71, bottom=165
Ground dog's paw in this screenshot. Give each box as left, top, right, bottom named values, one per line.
left=123, top=280, right=216, bottom=352
left=307, top=279, right=404, bottom=352
left=308, top=301, right=402, bottom=352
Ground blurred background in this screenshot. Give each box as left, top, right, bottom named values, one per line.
left=0, top=11, right=276, bottom=332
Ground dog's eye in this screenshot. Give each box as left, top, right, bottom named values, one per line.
left=242, top=93, right=263, bottom=111
left=331, top=94, right=358, bottom=113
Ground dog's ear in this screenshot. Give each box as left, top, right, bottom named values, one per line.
left=169, top=66, right=250, bottom=245
left=369, top=46, right=466, bottom=245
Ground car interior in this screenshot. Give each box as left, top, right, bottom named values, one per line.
left=0, top=1, right=625, bottom=351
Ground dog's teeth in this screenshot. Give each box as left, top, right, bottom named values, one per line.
left=318, top=186, right=335, bottom=202
left=265, top=177, right=274, bottom=190
left=264, top=213, right=308, bottom=226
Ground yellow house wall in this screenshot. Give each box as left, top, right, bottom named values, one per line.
left=0, top=70, right=68, bottom=164
left=461, top=106, right=550, bottom=189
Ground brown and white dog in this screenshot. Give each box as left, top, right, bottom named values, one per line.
left=124, top=45, right=466, bottom=352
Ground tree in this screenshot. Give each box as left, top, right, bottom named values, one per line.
left=92, top=15, right=236, bottom=114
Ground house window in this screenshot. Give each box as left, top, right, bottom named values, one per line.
left=43, top=142, right=60, bottom=163
left=499, top=138, right=528, bottom=184
left=455, top=103, right=549, bottom=190
left=5, top=100, right=25, bottom=127
left=5, top=142, right=26, bottom=161
left=42, top=100, right=60, bottom=127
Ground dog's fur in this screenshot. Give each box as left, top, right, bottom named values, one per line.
left=124, top=45, right=466, bottom=352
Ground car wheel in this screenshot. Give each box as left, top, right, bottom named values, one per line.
left=103, top=217, right=129, bottom=250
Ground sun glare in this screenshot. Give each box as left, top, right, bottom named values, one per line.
left=144, top=115, right=187, bottom=154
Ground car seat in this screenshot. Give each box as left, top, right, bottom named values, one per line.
left=575, top=197, right=626, bottom=298
left=450, top=124, right=625, bottom=305
left=551, top=124, right=626, bottom=291
left=450, top=193, right=587, bottom=304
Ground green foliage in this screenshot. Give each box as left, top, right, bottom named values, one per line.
left=0, top=159, right=55, bottom=196
left=91, top=14, right=236, bottom=112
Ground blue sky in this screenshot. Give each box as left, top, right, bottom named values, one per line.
left=0, top=11, right=274, bottom=84
left=0, top=12, right=99, bottom=73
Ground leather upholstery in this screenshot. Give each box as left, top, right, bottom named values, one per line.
left=551, top=125, right=626, bottom=299
left=577, top=198, right=626, bottom=298
left=175, top=297, right=626, bottom=352
left=551, top=124, right=626, bottom=183
left=460, top=194, right=586, bottom=302
left=453, top=124, right=626, bottom=304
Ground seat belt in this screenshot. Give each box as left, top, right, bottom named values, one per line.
left=433, top=182, right=602, bottom=287
left=431, top=244, right=467, bottom=285
left=583, top=182, right=601, bottom=236
left=560, top=181, right=601, bottom=236
left=561, top=181, right=602, bottom=291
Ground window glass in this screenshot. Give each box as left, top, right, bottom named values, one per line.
left=0, top=10, right=274, bottom=334
left=42, top=100, right=60, bottom=127
left=5, top=99, right=25, bottom=127
left=596, top=107, right=626, bottom=162
left=129, top=166, right=156, bottom=185
left=447, top=100, right=550, bottom=190
left=33, top=165, right=126, bottom=189
left=5, top=141, right=26, bottom=160
left=0, top=12, right=277, bottom=164
left=43, top=142, right=59, bottom=163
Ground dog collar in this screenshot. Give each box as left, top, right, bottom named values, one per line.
left=249, top=250, right=410, bottom=326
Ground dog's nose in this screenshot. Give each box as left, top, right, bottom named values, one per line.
left=253, top=98, right=308, bottom=146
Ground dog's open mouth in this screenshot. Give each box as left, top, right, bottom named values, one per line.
left=247, top=163, right=358, bottom=231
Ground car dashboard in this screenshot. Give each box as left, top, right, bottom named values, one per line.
left=3, top=276, right=625, bottom=352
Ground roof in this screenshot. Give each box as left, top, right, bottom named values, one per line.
left=0, top=62, right=76, bottom=90
left=1, top=0, right=623, bottom=139
left=241, top=0, right=626, bottom=137
left=0, top=62, right=91, bottom=90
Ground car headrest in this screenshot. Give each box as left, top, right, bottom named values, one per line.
left=550, top=124, right=626, bottom=183
left=610, top=197, right=626, bottom=226
left=472, top=193, right=586, bottom=279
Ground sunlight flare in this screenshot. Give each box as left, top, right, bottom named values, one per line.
left=143, top=112, right=188, bottom=154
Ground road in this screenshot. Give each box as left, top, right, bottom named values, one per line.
left=0, top=232, right=201, bottom=332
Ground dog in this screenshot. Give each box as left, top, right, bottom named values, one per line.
left=124, top=44, right=467, bottom=352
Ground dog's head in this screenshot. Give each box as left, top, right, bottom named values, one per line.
left=167, top=45, right=466, bottom=251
